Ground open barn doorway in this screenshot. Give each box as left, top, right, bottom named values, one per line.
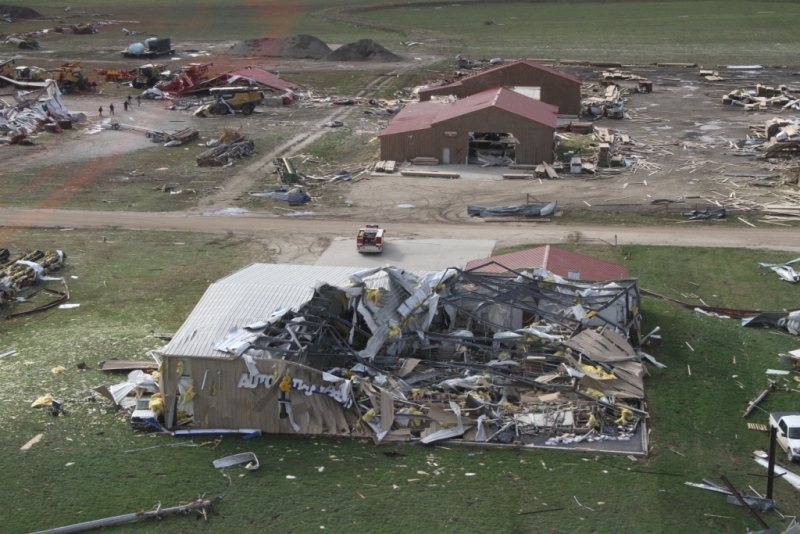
left=469, top=132, right=518, bottom=166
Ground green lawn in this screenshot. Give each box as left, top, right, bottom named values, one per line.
left=1, top=231, right=799, bottom=533
left=8, top=1, right=800, bottom=65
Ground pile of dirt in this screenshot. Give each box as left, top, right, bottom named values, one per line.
left=323, top=39, right=402, bottom=62
left=0, top=5, right=42, bottom=19
left=227, top=34, right=331, bottom=58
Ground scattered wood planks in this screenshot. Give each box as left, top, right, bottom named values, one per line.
left=410, top=157, right=439, bottom=166
left=400, top=169, right=460, bottom=179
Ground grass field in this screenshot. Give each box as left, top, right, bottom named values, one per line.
left=2, top=231, right=800, bottom=533
left=3, top=1, right=800, bottom=532
left=6, top=1, right=800, bottom=65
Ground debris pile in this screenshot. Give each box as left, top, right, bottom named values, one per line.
left=4, top=19, right=124, bottom=49
left=323, top=39, right=402, bottom=62
left=599, top=69, right=647, bottom=84
left=163, top=264, right=650, bottom=450
left=250, top=186, right=309, bottom=204
left=759, top=257, right=800, bottom=283
left=583, top=83, right=626, bottom=119
left=759, top=118, right=800, bottom=158
left=104, top=122, right=199, bottom=147
left=196, top=128, right=255, bottom=167
left=0, top=249, right=66, bottom=296
left=468, top=200, right=557, bottom=218
left=0, top=80, right=73, bottom=144
left=722, top=84, right=800, bottom=111
left=0, top=249, right=67, bottom=305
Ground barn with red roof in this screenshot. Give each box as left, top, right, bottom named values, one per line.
left=466, top=245, right=629, bottom=282
left=379, top=86, right=558, bottom=164
left=418, top=60, right=582, bottom=115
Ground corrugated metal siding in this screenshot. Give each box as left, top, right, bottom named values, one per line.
left=381, top=106, right=554, bottom=164
left=171, top=357, right=366, bottom=433
left=163, top=264, right=435, bottom=359
left=419, top=61, right=582, bottom=115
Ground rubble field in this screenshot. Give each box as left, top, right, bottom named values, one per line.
left=5, top=54, right=799, bottom=230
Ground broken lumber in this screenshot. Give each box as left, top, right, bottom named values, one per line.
left=31, top=496, right=220, bottom=534
left=400, top=170, right=460, bottom=179
left=743, top=387, right=771, bottom=418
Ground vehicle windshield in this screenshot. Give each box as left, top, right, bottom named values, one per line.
left=788, top=428, right=800, bottom=439
left=136, top=399, right=151, bottom=410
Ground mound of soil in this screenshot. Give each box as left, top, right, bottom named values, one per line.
left=0, top=5, right=42, bottom=19
left=227, top=34, right=331, bottom=58
left=323, top=39, right=402, bottom=62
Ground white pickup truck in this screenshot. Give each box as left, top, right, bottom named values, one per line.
left=769, top=412, right=800, bottom=462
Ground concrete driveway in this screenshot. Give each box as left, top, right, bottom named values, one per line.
left=314, top=237, right=497, bottom=270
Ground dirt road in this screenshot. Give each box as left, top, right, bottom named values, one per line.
left=1, top=207, right=796, bottom=265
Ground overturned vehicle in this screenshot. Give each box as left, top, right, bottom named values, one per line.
left=158, top=263, right=649, bottom=452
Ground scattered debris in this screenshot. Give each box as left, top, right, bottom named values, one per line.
left=683, top=208, right=726, bottom=220
left=196, top=128, right=255, bottom=167
left=754, top=451, right=800, bottom=491
left=722, top=84, right=800, bottom=111
left=213, top=452, right=260, bottom=470
left=759, top=257, right=800, bottom=283
left=742, top=310, right=800, bottom=335
left=31, top=496, right=220, bottom=533
left=250, top=186, right=309, bottom=204
left=104, top=122, right=199, bottom=146
left=1, top=250, right=67, bottom=307
left=20, top=433, right=43, bottom=451
left=468, top=200, right=557, bottom=218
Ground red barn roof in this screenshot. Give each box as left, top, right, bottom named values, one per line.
left=379, top=87, right=558, bottom=137
left=418, top=59, right=582, bottom=98
left=226, top=67, right=299, bottom=91
left=466, top=245, right=629, bottom=281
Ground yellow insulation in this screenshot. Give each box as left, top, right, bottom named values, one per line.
left=149, top=393, right=165, bottom=415
left=182, top=384, right=196, bottom=405
left=615, top=408, right=634, bottom=425
left=364, top=288, right=382, bottom=305
left=580, top=363, right=616, bottom=380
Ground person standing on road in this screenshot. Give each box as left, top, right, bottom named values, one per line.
left=127, top=95, right=133, bottom=107
left=123, top=100, right=129, bottom=112
left=136, top=95, right=141, bottom=107
left=109, top=103, right=115, bottom=115
left=98, top=106, right=103, bottom=117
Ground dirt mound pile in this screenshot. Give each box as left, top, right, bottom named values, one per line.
left=228, top=34, right=331, bottom=58
left=324, top=39, right=402, bottom=62
left=0, top=5, right=42, bottom=19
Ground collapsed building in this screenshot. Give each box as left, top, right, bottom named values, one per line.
left=157, top=263, right=649, bottom=452
left=0, top=79, right=73, bottom=143
left=379, top=87, right=558, bottom=165
left=418, top=59, right=582, bottom=116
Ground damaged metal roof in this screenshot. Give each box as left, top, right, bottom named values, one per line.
left=162, top=264, right=435, bottom=359
left=162, top=263, right=650, bottom=450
